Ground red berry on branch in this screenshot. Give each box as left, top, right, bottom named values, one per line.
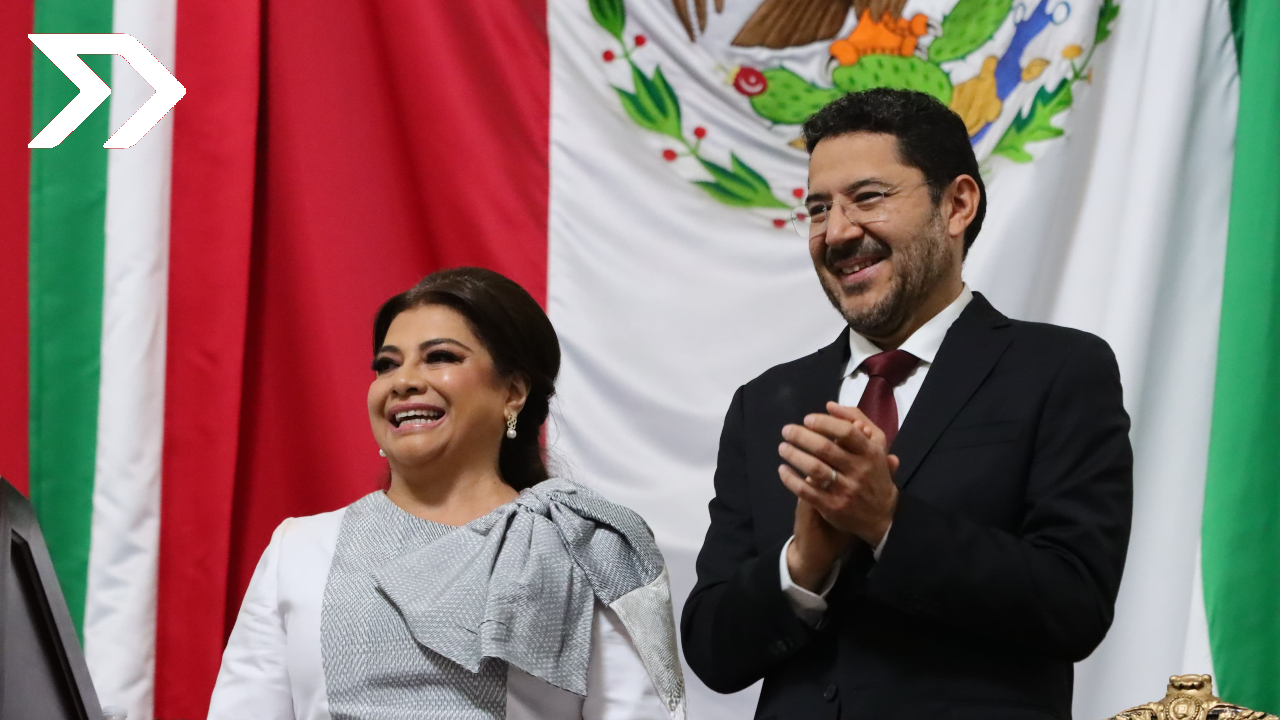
left=635, top=35, right=647, bottom=47
left=772, top=219, right=787, bottom=228
left=662, top=149, right=678, bottom=161
left=693, top=126, right=707, bottom=139
left=793, top=188, right=805, bottom=199
left=603, top=50, right=616, bottom=62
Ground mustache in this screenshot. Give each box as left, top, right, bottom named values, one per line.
left=825, top=237, right=891, bottom=268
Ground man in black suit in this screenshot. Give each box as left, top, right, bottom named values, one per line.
left=680, top=89, right=1133, bottom=719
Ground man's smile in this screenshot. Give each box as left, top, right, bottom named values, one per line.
left=831, top=254, right=889, bottom=288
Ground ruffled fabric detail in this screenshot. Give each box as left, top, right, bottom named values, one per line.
left=374, top=479, right=671, bottom=700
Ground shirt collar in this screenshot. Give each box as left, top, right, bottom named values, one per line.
left=845, top=285, right=974, bottom=377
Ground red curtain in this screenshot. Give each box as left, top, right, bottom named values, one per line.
left=158, top=1, right=549, bottom=716
left=0, top=0, right=32, bottom=494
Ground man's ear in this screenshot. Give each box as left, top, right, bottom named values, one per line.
left=944, top=175, right=981, bottom=243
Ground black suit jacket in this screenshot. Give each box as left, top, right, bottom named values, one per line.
left=681, top=293, right=1133, bottom=720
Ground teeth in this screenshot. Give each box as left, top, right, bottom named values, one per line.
left=394, top=409, right=444, bottom=425
left=843, top=259, right=880, bottom=275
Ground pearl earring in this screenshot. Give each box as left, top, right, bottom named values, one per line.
left=505, top=413, right=518, bottom=439
left=378, top=448, right=386, bottom=457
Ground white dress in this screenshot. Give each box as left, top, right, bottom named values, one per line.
left=207, top=499, right=673, bottom=720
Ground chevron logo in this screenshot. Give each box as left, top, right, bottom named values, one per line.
left=28, top=34, right=186, bottom=149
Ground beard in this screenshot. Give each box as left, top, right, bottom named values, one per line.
left=819, top=210, right=953, bottom=339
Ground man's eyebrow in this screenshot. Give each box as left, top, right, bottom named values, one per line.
left=842, top=178, right=891, bottom=194
left=804, top=178, right=890, bottom=205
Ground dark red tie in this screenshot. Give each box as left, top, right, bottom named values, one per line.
left=857, top=350, right=920, bottom=448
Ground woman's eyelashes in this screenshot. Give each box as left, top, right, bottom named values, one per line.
left=371, top=349, right=462, bottom=374
left=425, top=349, right=462, bottom=364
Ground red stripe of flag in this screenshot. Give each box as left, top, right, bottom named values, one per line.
left=0, top=0, right=33, bottom=494
left=159, top=0, right=549, bottom=715
left=227, top=0, right=551, bottom=616
left=155, top=0, right=261, bottom=714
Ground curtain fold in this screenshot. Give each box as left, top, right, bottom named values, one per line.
left=157, top=2, right=549, bottom=717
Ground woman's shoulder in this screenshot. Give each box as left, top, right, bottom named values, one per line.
left=277, top=505, right=347, bottom=534
left=252, top=505, right=351, bottom=595
left=268, top=505, right=350, bottom=559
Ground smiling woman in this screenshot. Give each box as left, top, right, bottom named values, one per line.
left=207, top=266, right=687, bottom=720
left=369, top=267, right=560, bottom=501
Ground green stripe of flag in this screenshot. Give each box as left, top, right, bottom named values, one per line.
left=28, top=0, right=114, bottom=637
left=1202, top=0, right=1280, bottom=712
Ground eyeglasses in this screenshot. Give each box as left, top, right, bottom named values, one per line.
left=789, top=181, right=931, bottom=239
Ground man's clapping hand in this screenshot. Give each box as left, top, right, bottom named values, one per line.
left=779, top=402, right=901, bottom=590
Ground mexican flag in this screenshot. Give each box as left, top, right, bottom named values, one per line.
left=0, top=0, right=1275, bottom=718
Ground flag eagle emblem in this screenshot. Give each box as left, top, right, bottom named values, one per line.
left=589, top=0, right=1120, bottom=220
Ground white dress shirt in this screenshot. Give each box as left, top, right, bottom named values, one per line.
left=780, top=286, right=974, bottom=625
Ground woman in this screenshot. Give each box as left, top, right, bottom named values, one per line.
left=209, top=267, right=685, bottom=720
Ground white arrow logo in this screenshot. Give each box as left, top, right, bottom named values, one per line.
left=28, top=34, right=186, bottom=149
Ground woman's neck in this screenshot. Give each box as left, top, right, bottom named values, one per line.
left=385, top=460, right=519, bottom=526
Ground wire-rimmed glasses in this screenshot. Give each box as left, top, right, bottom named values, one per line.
left=789, top=181, right=931, bottom=239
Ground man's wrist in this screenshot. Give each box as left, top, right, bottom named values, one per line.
left=872, top=521, right=892, bottom=560
left=859, top=489, right=899, bottom=547
left=786, top=536, right=840, bottom=592
left=863, top=517, right=892, bottom=548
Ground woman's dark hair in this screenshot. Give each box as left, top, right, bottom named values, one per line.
left=372, top=267, right=560, bottom=491
left=801, top=88, right=987, bottom=255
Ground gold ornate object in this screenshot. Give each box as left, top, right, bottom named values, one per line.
left=1109, top=675, right=1278, bottom=720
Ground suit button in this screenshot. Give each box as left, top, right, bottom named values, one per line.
left=823, top=684, right=838, bottom=701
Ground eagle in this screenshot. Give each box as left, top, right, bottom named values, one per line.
left=672, top=0, right=912, bottom=49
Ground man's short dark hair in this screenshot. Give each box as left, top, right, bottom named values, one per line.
left=802, top=88, right=987, bottom=254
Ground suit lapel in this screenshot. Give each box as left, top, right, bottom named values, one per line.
left=757, top=331, right=849, bottom=542
left=889, top=292, right=1013, bottom=490
left=802, top=331, right=851, bottom=417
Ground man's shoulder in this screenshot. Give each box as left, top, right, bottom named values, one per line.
left=740, top=337, right=842, bottom=395
left=1002, top=316, right=1116, bottom=363
left=979, top=314, right=1122, bottom=395
left=969, top=292, right=1112, bottom=356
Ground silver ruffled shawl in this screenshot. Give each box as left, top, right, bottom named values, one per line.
left=372, top=478, right=686, bottom=718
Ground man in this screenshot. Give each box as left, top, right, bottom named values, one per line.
left=680, top=88, right=1133, bottom=719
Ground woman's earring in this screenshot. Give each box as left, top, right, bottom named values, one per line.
left=378, top=448, right=386, bottom=457
left=505, top=413, right=518, bottom=439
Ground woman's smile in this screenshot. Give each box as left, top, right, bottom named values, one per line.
left=386, top=402, right=447, bottom=433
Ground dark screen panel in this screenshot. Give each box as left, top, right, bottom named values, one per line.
left=3, top=536, right=83, bottom=720
left=0, top=479, right=100, bottom=719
